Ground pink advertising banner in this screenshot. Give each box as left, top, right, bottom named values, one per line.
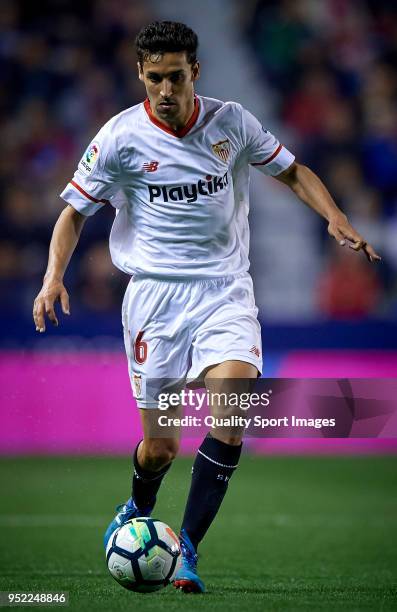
left=1, top=351, right=397, bottom=455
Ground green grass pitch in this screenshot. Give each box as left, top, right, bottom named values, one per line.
left=0, top=455, right=396, bottom=611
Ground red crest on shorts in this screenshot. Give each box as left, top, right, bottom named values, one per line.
left=132, top=373, right=142, bottom=397
left=211, top=139, right=230, bottom=162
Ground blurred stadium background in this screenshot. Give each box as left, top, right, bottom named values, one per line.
left=1, top=0, right=397, bottom=455
left=1, top=3, right=397, bottom=609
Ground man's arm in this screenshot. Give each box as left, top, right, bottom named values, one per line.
left=275, top=162, right=381, bottom=263
left=33, top=205, right=87, bottom=332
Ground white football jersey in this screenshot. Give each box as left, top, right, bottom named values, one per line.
left=60, top=95, right=294, bottom=278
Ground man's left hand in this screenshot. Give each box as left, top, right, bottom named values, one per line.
left=327, top=213, right=381, bottom=263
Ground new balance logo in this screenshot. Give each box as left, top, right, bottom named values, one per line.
left=250, top=345, right=260, bottom=358
left=142, top=161, right=159, bottom=172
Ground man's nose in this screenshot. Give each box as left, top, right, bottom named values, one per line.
left=160, top=79, right=173, bottom=97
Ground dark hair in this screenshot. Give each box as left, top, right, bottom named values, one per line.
left=135, top=21, right=198, bottom=67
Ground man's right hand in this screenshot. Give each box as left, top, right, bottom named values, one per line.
left=33, top=279, right=70, bottom=332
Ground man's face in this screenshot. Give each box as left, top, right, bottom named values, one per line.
left=138, top=52, right=200, bottom=125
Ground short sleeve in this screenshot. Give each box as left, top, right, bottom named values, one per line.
left=60, top=120, right=120, bottom=216
left=242, top=108, right=295, bottom=176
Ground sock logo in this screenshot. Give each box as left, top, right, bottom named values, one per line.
left=148, top=172, right=229, bottom=204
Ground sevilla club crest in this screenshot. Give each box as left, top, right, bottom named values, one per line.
left=132, top=373, right=142, bottom=398
left=211, top=139, right=230, bottom=162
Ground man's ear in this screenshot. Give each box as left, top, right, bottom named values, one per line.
left=191, top=61, right=200, bottom=82
left=137, top=62, right=144, bottom=81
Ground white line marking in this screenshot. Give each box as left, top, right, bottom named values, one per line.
left=0, top=515, right=108, bottom=527
left=228, top=514, right=397, bottom=527
left=0, top=513, right=394, bottom=528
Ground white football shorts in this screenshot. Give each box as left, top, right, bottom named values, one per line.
left=122, top=273, right=262, bottom=409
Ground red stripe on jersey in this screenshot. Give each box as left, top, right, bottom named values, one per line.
left=70, top=180, right=110, bottom=205
left=144, top=96, right=200, bottom=138
left=250, top=143, right=283, bottom=166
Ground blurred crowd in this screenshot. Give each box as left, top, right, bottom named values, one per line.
left=243, top=0, right=397, bottom=318
left=1, top=0, right=396, bottom=328
left=0, top=0, right=153, bottom=322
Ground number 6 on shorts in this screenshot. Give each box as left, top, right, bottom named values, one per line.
left=133, top=330, right=148, bottom=364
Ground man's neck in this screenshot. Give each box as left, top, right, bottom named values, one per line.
left=154, top=96, right=196, bottom=132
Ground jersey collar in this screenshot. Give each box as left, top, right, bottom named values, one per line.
left=144, top=95, right=200, bottom=138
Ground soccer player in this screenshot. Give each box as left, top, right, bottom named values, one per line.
left=33, top=21, right=380, bottom=593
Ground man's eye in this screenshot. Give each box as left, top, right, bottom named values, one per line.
left=171, top=74, right=184, bottom=83
left=149, top=76, right=161, bottom=83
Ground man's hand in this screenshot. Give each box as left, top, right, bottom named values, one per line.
left=275, top=163, right=381, bottom=263
left=327, top=213, right=381, bottom=263
left=32, top=205, right=86, bottom=332
left=33, top=278, right=70, bottom=333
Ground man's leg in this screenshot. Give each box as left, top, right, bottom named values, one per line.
left=131, top=408, right=180, bottom=511
left=104, top=409, right=180, bottom=548
left=174, top=360, right=257, bottom=593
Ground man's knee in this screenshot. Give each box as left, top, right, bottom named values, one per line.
left=140, top=438, right=179, bottom=470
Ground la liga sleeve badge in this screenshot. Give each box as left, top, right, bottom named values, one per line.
left=78, top=142, right=100, bottom=175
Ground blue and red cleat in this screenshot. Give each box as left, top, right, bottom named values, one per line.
left=103, top=497, right=153, bottom=549
left=173, top=529, right=205, bottom=593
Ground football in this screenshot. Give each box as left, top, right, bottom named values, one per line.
left=105, top=518, right=181, bottom=592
